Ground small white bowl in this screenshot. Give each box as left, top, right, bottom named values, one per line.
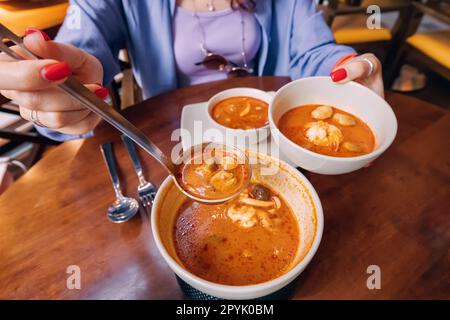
left=151, top=151, right=323, bottom=300
left=207, top=88, right=274, bottom=146
left=269, top=77, right=397, bottom=175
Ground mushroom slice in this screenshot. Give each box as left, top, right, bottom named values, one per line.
left=311, top=105, right=333, bottom=120
left=333, top=113, right=356, bottom=126
left=239, top=197, right=274, bottom=208
left=272, top=196, right=282, bottom=209
left=256, top=209, right=273, bottom=230
left=239, top=101, right=251, bottom=117
left=343, top=142, right=363, bottom=152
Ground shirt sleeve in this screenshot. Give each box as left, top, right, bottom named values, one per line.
left=56, top=0, right=127, bottom=84
left=35, top=125, right=93, bottom=142
left=39, top=0, right=127, bottom=142
left=289, top=0, right=356, bottom=79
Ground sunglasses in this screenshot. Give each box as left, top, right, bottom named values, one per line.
left=195, top=52, right=254, bottom=77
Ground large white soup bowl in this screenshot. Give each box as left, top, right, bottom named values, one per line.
left=269, top=77, right=397, bottom=175
left=151, top=151, right=323, bottom=300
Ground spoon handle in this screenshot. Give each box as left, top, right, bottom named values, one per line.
left=0, top=23, right=175, bottom=174
left=100, top=143, right=123, bottom=199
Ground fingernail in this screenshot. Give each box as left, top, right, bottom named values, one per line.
left=95, top=87, right=109, bottom=100
left=42, top=62, right=72, bottom=81
left=25, top=27, right=51, bottom=41
left=330, top=68, right=347, bottom=82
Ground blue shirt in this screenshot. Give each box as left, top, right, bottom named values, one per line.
left=38, top=0, right=355, bottom=141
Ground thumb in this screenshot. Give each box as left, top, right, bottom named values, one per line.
left=330, top=55, right=378, bottom=83
left=23, top=28, right=103, bottom=84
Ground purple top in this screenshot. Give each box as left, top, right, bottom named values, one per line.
left=40, top=0, right=356, bottom=142
left=173, top=6, right=261, bottom=87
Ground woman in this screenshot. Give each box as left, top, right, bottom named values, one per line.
left=0, top=0, right=383, bottom=141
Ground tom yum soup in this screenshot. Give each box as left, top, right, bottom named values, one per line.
left=174, top=182, right=299, bottom=285
left=178, top=146, right=250, bottom=201
left=278, top=105, right=375, bottom=157
left=212, top=97, right=269, bottom=129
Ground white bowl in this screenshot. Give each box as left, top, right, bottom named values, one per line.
left=151, top=151, right=323, bottom=300
left=269, top=77, right=397, bottom=175
left=207, top=88, right=273, bottom=146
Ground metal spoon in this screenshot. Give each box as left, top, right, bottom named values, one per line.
left=173, top=142, right=251, bottom=204
left=100, top=143, right=139, bottom=223
left=0, top=23, right=250, bottom=204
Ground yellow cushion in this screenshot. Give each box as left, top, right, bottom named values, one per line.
left=0, top=0, right=68, bottom=36
left=332, top=14, right=392, bottom=44
left=407, top=30, right=450, bottom=70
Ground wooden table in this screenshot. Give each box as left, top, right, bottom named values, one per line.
left=0, top=77, right=448, bottom=299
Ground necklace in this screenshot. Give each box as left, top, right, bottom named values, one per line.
left=191, top=0, right=251, bottom=73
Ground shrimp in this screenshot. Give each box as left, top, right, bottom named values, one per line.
left=226, top=204, right=257, bottom=228
left=311, top=105, right=333, bottom=120
left=209, top=170, right=236, bottom=192
left=304, top=121, right=344, bottom=152
left=194, top=157, right=217, bottom=177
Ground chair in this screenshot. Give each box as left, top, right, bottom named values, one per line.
left=0, top=0, right=69, bottom=37
left=320, top=0, right=414, bottom=61
left=385, top=0, right=450, bottom=87
left=0, top=103, right=60, bottom=166
left=108, top=49, right=143, bottom=111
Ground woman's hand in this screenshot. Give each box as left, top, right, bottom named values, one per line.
left=0, top=28, right=106, bottom=135
left=330, top=53, right=384, bottom=98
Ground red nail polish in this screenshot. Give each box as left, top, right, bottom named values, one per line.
left=25, top=27, right=51, bottom=41
left=330, top=68, right=347, bottom=82
left=95, top=87, right=109, bottom=100
left=42, top=62, right=72, bottom=81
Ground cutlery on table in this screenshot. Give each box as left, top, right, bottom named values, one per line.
left=121, top=135, right=157, bottom=209
left=100, top=143, right=139, bottom=223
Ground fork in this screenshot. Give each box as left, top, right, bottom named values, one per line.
left=121, top=135, right=157, bottom=208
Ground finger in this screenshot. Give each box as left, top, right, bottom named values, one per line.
left=1, top=88, right=78, bottom=111
left=23, top=30, right=103, bottom=84
left=330, top=54, right=379, bottom=83
left=0, top=45, right=28, bottom=62
left=1, top=84, right=109, bottom=111
left=20, top=107, right=91, bottom=130
left=0, top=59, right=72, bottom=90
left=55, top=112, right=101, bottom=136
left=2, top=84, right=108, bottom=111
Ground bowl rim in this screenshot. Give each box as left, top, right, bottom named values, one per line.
left=206, top=87, right=273, bottom=133
left=269, top=76, right=398, bottom=162
left=151, top=151, right=324, bottom=297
